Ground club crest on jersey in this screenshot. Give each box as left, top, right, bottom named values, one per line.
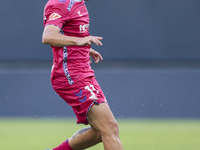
left=49, top=13, right=61, bottom=21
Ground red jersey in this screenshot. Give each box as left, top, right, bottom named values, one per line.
left=43, top=0, right=94, bottom=89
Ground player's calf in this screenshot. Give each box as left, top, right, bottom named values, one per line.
left=69, top=127, right=102, bottom=149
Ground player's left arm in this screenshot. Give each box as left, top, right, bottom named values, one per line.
left=89, top=48, right=103, bottom=64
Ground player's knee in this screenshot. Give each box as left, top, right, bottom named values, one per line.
left=103, top=119, right=119, bottom=136
left=111, top=120, right=119, bottom=135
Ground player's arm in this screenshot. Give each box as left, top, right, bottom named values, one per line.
left=42, top=25, right=103, bottom=47
left=42, top=25, right=77, bottom=47
left=89, top=48, right=103, bottom=64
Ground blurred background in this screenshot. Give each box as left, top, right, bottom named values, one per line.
left=1, top=0, right=200, bottom=119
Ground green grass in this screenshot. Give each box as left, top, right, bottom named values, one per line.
left=0, top=118, right=200, bottom=150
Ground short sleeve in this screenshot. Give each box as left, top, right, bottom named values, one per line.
left=43, top=3, right=69, bottom=29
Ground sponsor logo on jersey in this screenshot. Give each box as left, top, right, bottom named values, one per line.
left=49, top=13, right=61, bottom=21
left=79, top=24, right=89, bottom=33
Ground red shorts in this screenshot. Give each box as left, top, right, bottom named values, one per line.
left=53, top=76, right=107, bottom=125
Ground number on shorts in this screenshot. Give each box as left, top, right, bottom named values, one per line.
left=85, top=84, right=99, bottom=100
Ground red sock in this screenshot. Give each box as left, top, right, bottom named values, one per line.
left=53, top=139, right=74, bottom=150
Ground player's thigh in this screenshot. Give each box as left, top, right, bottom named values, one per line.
left=88, top=103, right=119, bottom=133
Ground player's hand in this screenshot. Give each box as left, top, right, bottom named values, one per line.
left=89, top=48, right=103, bottom=64
left=76, top=36, right=103, bottom=46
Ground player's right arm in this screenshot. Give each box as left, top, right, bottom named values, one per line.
left=42, top=25, right=103, bottom=47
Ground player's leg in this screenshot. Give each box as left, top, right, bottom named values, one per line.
left=51, top=126, right=102, bottom=150
left=88, top=103, right=124, bottom=150
left=68, top=126, right=102, bottom=149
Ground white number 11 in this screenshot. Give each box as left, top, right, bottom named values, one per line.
left=85, top=84, right=99, bottom=100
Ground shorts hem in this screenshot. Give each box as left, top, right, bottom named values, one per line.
left=85, top=100, right=107, bottom=125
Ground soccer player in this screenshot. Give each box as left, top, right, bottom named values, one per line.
left=42, top=0, right=124, bottom=150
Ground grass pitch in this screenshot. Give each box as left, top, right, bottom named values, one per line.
left=0, top=118, right=200, bottom=150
